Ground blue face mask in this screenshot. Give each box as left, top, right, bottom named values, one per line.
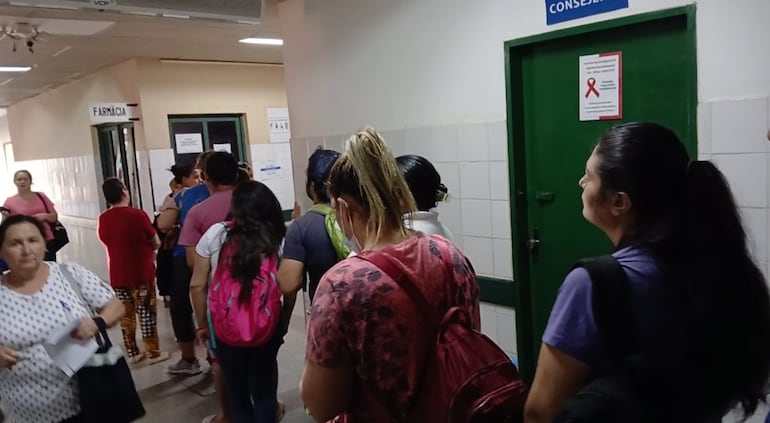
left=340, top=205, right=362, bottom=255
left=343, top=231, right=362, bottom=255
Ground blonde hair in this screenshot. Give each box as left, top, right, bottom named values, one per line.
left=328, top=127, right=416, bottom=242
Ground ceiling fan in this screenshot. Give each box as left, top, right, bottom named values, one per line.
left=0, top=23, right=49, bottom=53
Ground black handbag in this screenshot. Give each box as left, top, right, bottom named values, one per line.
left=61, top=265, right=146, bottom=423
left=36, top=193, right=69, bottom=252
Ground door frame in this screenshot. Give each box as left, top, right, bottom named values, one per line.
left=167, top=115, right=247, bottom=161
left=503, top=5, right=697, bottom=381
left=96, top=123, right=144, bottom=210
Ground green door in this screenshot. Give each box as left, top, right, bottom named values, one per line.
left=505, top=7, right=697, bottom=380
left=168, top=115, right=247, bottom=167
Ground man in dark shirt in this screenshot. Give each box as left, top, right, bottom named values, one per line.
left=278, top=148, right=342, bottom=320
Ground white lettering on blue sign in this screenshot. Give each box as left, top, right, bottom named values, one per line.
left=545, top=0, right=628, bottom=25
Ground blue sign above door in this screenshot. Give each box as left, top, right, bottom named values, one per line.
left=546, top=0, right=629, bottom=25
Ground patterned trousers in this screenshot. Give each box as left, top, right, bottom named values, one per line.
left=114, top=284, right=160, bottom=358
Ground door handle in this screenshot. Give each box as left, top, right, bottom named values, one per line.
left=527, top=238, right=541, bottom=250
left=527, top=227, right=541, bottom=257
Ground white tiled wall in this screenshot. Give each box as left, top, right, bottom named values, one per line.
left=9, top=155, right=109, bottom=279
left=148, top=148, right=176, bottom=211
left=703, top=97, right=770, bottom=284
left=13, top=155, right=103, bottom=219
left=290, top=120, right=514, bottom=280
left=480, top=302, right=518, bottom=359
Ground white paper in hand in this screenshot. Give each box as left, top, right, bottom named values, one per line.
left=43, top=318, right=99, bottom=377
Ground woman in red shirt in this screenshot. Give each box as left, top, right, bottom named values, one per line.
left=2, top=170, right=59, bottom=262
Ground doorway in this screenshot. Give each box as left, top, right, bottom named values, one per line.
left=97, top=123, right=143, bottom=209
left=168, top=115, right=247, bottom=167
left=504, top=6, right=697, bottom=380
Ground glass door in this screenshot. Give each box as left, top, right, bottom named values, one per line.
left=97, top=123, right=143, bottom=209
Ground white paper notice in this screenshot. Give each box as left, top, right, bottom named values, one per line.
left=579, top=51, right=622, bottom=121
left=251, top=143, right=295, bottom=210
left=213, top=143, right=232, bottom=153
left=267, top=107, right=291, bottom=143
left=175, top=133, right=204, bottom=154
left=43, top=318, right=99, bottom=377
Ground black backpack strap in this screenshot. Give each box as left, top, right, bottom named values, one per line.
left=573, top=255, right=638, bottom=358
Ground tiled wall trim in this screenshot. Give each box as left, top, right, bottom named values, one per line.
left=289, top=121, right=515, bottom=281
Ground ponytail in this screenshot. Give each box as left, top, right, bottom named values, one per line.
left=328, top=127, right=416, bottom=242
left=665, top=160, right=770, bottom=416
left=594, top=123, right=770, bottom=417
left=169, top=164, right=195, bottom=184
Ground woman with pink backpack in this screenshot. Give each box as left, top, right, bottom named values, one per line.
left=191, top=180, right=287, bottom=423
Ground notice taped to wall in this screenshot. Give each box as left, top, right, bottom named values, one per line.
left=175, top=133, right=204, bottom=154
left=579, top=51, right=622, bottom=121
left=251, top=143, right=294, bottom=210
left=267, top=107, right=291, bottom=143
left=213, top=143, right=232, bottom=153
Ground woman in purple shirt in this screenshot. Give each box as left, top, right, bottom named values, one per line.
left=525, top=123, right=770, bottom=422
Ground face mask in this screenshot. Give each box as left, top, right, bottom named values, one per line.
left=341, top=205, right=362, bottom=254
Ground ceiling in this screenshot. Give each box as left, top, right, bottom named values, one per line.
left=0, top=1, right=284, bottom=106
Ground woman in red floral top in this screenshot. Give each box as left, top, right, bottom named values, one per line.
left=300, top=127, right=480, bottom=422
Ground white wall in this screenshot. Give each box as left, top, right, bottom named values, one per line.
left=3, top=59, right=290, bottom=278
left=135, top=60, right=290, bottom=210
left=278, top=0, right=770, bottom=369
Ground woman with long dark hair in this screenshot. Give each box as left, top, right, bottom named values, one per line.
left=525, top=122, right=770, bottom=422
left=191, top=181, right=286, bottom=423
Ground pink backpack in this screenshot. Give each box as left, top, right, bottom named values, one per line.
left=208, top=229, right=281, bottom=347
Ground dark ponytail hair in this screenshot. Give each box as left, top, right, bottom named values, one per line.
left=396, top=154, right=448, bottom=211
left=594, top=122, right=770, bottom=417
left=223, top=181, right=286, bottom=303
left=169, top=164, right=195, bottom=185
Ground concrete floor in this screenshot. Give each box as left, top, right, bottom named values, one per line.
left=120, top=302, right=314, bottom=423
left=116, top=300, right=770, bottom=423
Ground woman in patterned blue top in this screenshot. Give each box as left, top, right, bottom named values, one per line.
left=0, top=215, right=124, bottom=423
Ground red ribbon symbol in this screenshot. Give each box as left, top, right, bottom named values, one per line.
left=585, top=78, right=600, bottom=98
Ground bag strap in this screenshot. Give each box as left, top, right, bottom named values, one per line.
left=59, top=263, right=113, bottom=350
left=573, top=255, right=638, bottom=357
left=310, top=203, right=351, bottom=260
left=309, top=203, right=332, bottom=216
left=357, top=239, right=455, bottom=330
left=60, top=263, right=92, bottom=315
left=35, top=192, right=51, bottom=214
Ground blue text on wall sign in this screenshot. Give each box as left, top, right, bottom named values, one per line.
left=546, top=0, right=629, bottom=25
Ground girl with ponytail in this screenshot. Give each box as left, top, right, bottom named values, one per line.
left=396, top=154, right=454, bottom=240
left=525, top=122, right=770, bottom=422
left=300, top=128, right=480, bottom=422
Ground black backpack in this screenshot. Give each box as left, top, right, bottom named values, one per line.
left=553, top=255, right=676, bottom=423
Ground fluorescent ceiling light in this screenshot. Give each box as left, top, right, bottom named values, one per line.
left=0, top=67, right=31, bottom=72
left=162, top=13, right=190, bottom=19
left=160, top=59, right=283, bottom=67
left=9, top=2, right=79, bottom=10
left=124, top=11, right=157, bottom=17
left=53, top=46, right=71, bottom=57
left=239, top=37, right=283, bottom=46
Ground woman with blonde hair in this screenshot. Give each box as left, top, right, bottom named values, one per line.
left=299, top=127, right=480, bottom=422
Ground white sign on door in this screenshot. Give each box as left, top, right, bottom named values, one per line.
left=578, top=52, right=622, bottom=121
left=175, top=133, right=204, bottom=154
